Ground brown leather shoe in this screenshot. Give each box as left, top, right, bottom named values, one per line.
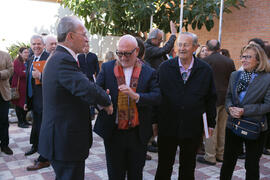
left=26, top=161, right=50, bottom=171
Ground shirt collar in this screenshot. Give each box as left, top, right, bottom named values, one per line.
left=58, top=44, right=77, bottom=61
left=178, top=56, right=194, bottom=70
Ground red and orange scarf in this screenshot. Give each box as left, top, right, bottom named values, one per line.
left=114, top=59, right=142, bottom=130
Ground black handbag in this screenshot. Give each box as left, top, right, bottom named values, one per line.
left=230, top=117, right=265, bottom=140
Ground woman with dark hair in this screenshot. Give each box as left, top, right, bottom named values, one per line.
left=220, top=49, right=231, bottom=58
left=11, top=47, right=29, bottom=128
left=248, top=38, right=266, bottom=51
left=220, top=43, right=270, bottom=180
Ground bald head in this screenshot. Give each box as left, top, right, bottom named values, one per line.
left=118, top=35, right=138, bottom=48
left=116, top=35, right=139, bottom=68
left=45, top=35, right=57, bottom=53
left=206, top=39, right=220, bottom=53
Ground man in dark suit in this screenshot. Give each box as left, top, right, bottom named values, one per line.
left=197, top=40, right=235, bottom=165
left=24, top=35, right=50, bottom=170
left=94, top=34, right=161, bottom=180
left=77, top=43, right=100, bottom=82
left=78, top=43, right=100, bottom=119
left=38, top=16, right=112, bottom=180
left=155, top=32, right=217, bottom=180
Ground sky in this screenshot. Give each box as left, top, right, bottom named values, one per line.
left=0, top=0, right=67, bottom=51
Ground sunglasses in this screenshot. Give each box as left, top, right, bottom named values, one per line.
left=116, top=48, right=136, bottom=57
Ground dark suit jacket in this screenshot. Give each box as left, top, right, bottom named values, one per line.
left=144, top=35, right=176, bottom=69
left=78, top=52, right=100, bottom=81
left=25, top=51, right=50, bottom=113
left=158, top=57, right=217, bottom=138
left=94, top=60, right=161, bottom=145
left=203, top=52, right=235, bottom=106
left=226, top=71, right=270, bottom=131
left=38, top=45, right=111, bottom=161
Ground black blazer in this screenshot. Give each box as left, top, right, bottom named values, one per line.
left=158, top=57, right=217, bottom=138
left=38, top=46, right=111, bottom=161
left=25, top=51, right=50, bottom=113
left=78, top=52, right=100, bottom=81
left=94, top=60, right=161, bottom=145
left=203, top=52, right=235, bottom=106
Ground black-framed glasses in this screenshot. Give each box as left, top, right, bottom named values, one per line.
left=240, top=55, right=253, bottom=60
left=116, top=48, right=136, bottom=58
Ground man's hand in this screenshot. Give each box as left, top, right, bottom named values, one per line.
left=229, top=107, right=244, bottom=118
left=104, top=103, right=113, bottom=115
left=208, top=128, right=214, bottom=137
left=170, top=21, right=177, bottom=35
left=32, top=68, right=41, bottom=79
left=24, top=104, right=28, bottom=111
left=118, top=84, right=140, bottom=101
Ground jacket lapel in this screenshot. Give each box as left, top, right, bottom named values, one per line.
left=241, top=73, right=262, bottom=104
left=168, top=58, right=183, bottom=84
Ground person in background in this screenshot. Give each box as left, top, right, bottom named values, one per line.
left=105, top=51, right=116, bottom=62
left=0, top=50, right=14, bottom=155
left=24, top=35, right=50, bottom=171
left=44, top=35, right=57, bottom=53
left=220, top=43, right=270, bottom=180
left=263, top=44, right=270, bottom=155
left=144, top=21, right=177, bottom=69
left=11, top=47, right=30, bottom=128
left=196, top=45, right=208, bottom=59
left=220, top=49, right=231, bottom=58
left=78, top=43, right=100, bottom=120
left=197, top=40, right=235, bottom=166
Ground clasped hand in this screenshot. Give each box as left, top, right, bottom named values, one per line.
left=118, top=84, right=139, bottom=101
left=229, top=107, right=244, bottom=118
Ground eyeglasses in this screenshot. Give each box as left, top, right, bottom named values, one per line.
left=116, top=48, right=136, bottom=57
left=240, top=55, right=253, bottom=60
left=72, top=32, right=88, bottom=38
left=178, top=43, right=192, bottom=48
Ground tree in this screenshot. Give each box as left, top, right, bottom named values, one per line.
left=61, top=0, right=246, bottom=38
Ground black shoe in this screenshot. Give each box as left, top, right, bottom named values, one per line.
left=216, top=158, right=223, bottom=162
left=238, top=153, right=245, bottom=159
left=1, top=146, right=13, bottom=155
left=147, top=145, right=158, bottom=153
left=197, top=156, right=216, bottom=165
left=18, top=123, right=29, bottom=128
left=25, top=147, right=37, bottom=156
left=263, top=148, right=270, bottom=155
left=24, top=121, right=32, bottom=126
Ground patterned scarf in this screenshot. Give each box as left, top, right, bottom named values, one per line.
left=114, top=59, right=142, bottom=130
left=237, top=70, right=254, bottom=94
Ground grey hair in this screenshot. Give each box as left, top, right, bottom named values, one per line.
left=178, top=32, right=198, bottom=46
left=30, top=35, right=45, bottom=44
left=57, top=16, right=81, bottom=42
left=44, top=35, right=57, bottom=44
left=148, top=29, right=163, bottom=39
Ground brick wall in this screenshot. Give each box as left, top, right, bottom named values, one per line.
left=186, top=0, right=270, bottom=69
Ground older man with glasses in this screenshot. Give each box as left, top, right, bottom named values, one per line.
left=94, top=34, right=161, bottom=180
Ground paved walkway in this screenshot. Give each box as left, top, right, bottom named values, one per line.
left=1, top=120, right=270, bottom=180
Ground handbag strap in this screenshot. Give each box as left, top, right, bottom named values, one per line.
left=16, top=76, right=20, bottom=89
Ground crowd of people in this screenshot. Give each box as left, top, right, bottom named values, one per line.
left=0, top=15, right=270, bottom=180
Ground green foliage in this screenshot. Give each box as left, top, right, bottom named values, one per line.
left=60, top=0, right=246, bottom=37
left=6, top=42, right=30, bottom=60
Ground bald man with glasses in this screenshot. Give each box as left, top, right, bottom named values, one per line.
left=94, top=34, right=161, bottom=180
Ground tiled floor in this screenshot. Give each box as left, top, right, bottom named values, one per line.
left=1, top=121, right=270, bottom=180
